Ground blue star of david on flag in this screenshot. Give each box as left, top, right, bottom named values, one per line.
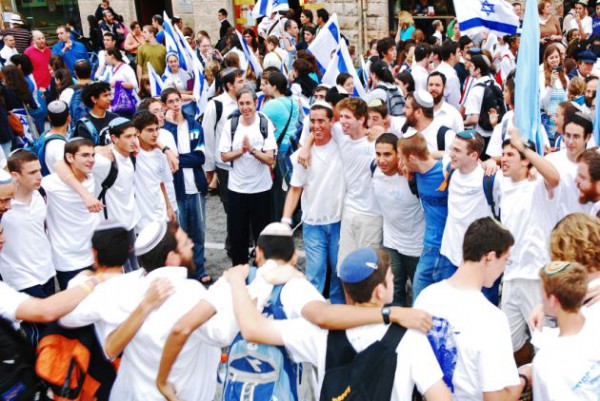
left=480, top=0, right=495, bottom=16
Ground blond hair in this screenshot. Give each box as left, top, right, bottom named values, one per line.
left=397, top=132, right=430, bottom=161
left=540, top=261, right=588, bottom=313
left=550, top=213, right=600, bottom=274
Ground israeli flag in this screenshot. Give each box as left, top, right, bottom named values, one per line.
left=163, top=12, right=188, bottom=72
left=308, top=13, right=341, bottom=74
left=252, top=0, right=289, bottom=18
left=192, top=54, right=210, bottom=119
left=453, top=0, right=519, bottom=37
left=235, top=30, right=263, bottom=76
left=173, top=23, right=196, bottom=74
left=148, top=62, right=165, bottom=97
left=321, top=40, right=367, bottom=99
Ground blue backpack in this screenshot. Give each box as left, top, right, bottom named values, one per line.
left=221, top=267, right=300, bottom=401
left=25, top=131, right=67, bottom=176
left=69, top=86, right=90, bottom=136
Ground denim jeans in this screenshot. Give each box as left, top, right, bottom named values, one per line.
left=123, top=229, right=139, bottom=272
left=177, top=193, right=206, bottom=278
left=383, top=247, right=420, bottom=307
left=303, top=222, right=344, bottom=304
left=412, top=247, right=457, bottom=302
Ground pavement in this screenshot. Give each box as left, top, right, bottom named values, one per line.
left=203, top=191, right=306, bottom=281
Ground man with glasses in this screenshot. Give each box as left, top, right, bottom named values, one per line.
left=42, top=138, right=100, bottom=290
left=52, top=25, right=89, bottom=76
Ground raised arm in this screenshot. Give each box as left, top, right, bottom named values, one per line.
left=508, top=126, right=560, bottom=189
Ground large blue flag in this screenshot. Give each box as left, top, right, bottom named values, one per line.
left=594, top=76, right=600, bottom=146
left=252, top=0, right=289, bottom=18
left=453, top=0, right=519, bottom=38
left=514, top=0, right=544, bottom=155
left=163, top=12, right=188, bottom=72
left=322, top=40, right=367, bottom=99
left=308, top=13, right=341, bottom=74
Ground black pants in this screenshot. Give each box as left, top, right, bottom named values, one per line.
left=227, top=189, right=272, bottom=265
left=21, top=277, right=56, bottom=345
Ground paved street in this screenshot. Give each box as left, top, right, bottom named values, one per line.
left=203, top=191, right=305, bottom=281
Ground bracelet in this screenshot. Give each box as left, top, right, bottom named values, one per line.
left=519, top=374, right=529, bottom=392
left=79, top=281, right=93, bottom=295
left=162, top=146, right=170, bottom=153
left=62, top=173, right=75, bottom=182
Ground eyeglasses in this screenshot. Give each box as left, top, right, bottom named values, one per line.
left=542, top=261, right=571, bottom=276
left=457, top=130, right=478, bottom=140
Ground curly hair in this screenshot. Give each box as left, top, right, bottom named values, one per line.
left=550, top=213, right=600, bottom=274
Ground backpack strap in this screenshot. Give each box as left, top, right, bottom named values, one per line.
left=482, top=173, right=500, bottom=220
left=379, top=323, right=407, bottom=350
left=213, top=99, right=223, bottom=134
left=324, top=330, right=356, bottom=371
left=370, top=159, right=377, bottom=177
left=229, top=115, right=240, bottom=167
left=437, top=126, right=450, bottom=151
left=98, top=158, right=119, bottom=219
left=77, top=117, right=100, bottom=144
left=258, top=113, right=269, bottom=140
left=408, top=176, right=419, bottom=198
left=130, top=154, right=136, bottom=170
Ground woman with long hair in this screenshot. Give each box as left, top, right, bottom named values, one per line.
left=299, top=9, right=315, bottom=45
left=540, top=43, right=569, bottom=144
left=46, top=55, right=68, bottom=102
left=162, top=53, right=195, bottom=115
left=2, top=65, right=36, bottom=110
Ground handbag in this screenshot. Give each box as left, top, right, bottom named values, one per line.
left=7, top=111, right=23, bottom=136
left=110, top=80, right=136, bottom=116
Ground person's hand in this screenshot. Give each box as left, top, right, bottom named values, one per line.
left=167, top=205, right=177, bottom=223
left=83, top=192, right=104, bottom=213
left=144, top=278, right=174, bottom=311
left=97, top=145, right=115, bottom=161
left=585, top=284, right=600, bottom=306
left=551, top=70, right=558, bottom=85
left=242, top=135, right=251, bottom=153
left=165, top=149, right=179, bottom=173
left=390, top=307, right=433, bottom=333
left=261, top=265, right=304, bottom=285
left=481, top=158, right=499, bottom=176
left=368, top=126, right=385, bottom=142
left=507, top=125, right=525, bottom=153
left=528, top=303, right=544, bottom=330
left=297, top=146, right=311, bottom=168
left=224, top=264, right=250, bottom=284
left=488, top=108, right=499, bottom=128
left=157, top=381, right=183, bottom=401
left=205, top=170, right=215, bottom=185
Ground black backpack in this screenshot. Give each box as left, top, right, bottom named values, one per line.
left=0, top=317, right=42, bottom=401
left=376, top=85, right=405, bottom=116
left=228, top=111, right=269, bottom=167
left=97, top=155, right=136, bottom=219
left=475, top=80, right=506, bottom=132
left=400, top=123, right=452, bottom=152
left=319, top=324, right=406, bottom=401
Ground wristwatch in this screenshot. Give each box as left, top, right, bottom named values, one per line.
left=381, top=305, right=391, bottom=324
left=250, top=149, right=257, bottom=155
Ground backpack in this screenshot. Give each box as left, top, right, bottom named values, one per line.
left=228, top=111, right=270, bottom=167
left=25, top=131, right=67, bottom=176
left=475, top=80, right=506, bottom=132
left=319, top=324, right=406, bottom=401
left=370, top=160, right=419, bottom=198
left=97, top=155, right=136, bottom=219
left=375, top=85, right=405, bottom=116
left=36, top=324, right=117, bottom=401
left=0, top=317, right=41, bottom=401
left=68, top=86, right=89, bottom=135
left=222, top=266, right=300, bottom=401
left=445, top=164, right=500, bottom=220
left=74, top=117, right=109, bottom=145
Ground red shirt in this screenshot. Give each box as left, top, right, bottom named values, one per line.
left=24, top=45, right=52, bottom=89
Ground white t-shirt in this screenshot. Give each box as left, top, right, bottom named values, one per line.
left=289, top=140, right=345, bottom=225
left=158, top=128, right=178, bottom=213
left=218, top=115, right=276, bottom=194
left=134, top=147, right=172, bottom=231
left=418, top=118, right=456, bottom=153
left=331, top=125, right=381, bottom=216
left=441, top=167, right=497, bottom=267
left=110, top=63, right=138, bottom=90
left=498, top=175, right=557, bottom=281
left=44, top=135, right=67, bottom=174
left=176, top=120, right=198, bottom=194
left=486, top=111, right=550, bottom=158
left=546, top=150, right=593, bottom=221
left=278, top=319, right=444, bottom=400
left=0, top=191, right=55, bottom=290
left=42, top=174, right=100, bottom=271
left=412, top=64, right=429, bottom=92
left=532, top=316, right=600, bottom=401
left=0, top=282, right=30, bottom=324
left=414, top=280, right=520, bottom=399
left=435, top=62, right=461, bottom=109
left=372, top=169, right=425, bottom=256
left=464, top=76, right=493, bottom=137
left=569, top=15, right=593, bottom=36
left=202, top=93, right=238, bottom=171
left=434, top=101, right=464, bottom=136
left=93, top=150, right=140, bottom=230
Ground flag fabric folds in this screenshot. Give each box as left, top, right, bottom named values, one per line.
left=453, top=0, right=519, bottom=38
left=147, top=62, right=165, bottom=97
left=308, top=13, right=341, bottom=74
left=321, top=40, right=367, bottom=99
left=235, top=30, right=263, bottom=76
left=252, top=0, right=289, bottom=18
left=514, top=0, right=544, bottom=155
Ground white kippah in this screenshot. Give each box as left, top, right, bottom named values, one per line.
left=135, top=221, right=168, bottom=256
left=260, top=222, right=293, bottom=237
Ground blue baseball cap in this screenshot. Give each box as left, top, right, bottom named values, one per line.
left=337, top=248, right=379, bottom=284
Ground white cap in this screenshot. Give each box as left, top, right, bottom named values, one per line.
left=413, top=90, right=434, bottom=108
left=310, top=100, right=333, bottom=111
left=260, top=222, right=293, bottom=237
left=135, top=221, right=168, bottom=256
left=0, top=169, right=13, bottom=185
left=9, top=15, right=24, bottom=25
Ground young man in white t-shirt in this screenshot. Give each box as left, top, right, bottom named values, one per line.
left=282, top=101, right=346, bottom=304
left=219, top=87, right=277, bottom=265
left=530, top=261, right=600, bottom=400
left=498, top=127, right=561, bottom=364
left=373, top=133, right=424, bottom=306
left=42, top=138, right=101, bottom=290
left=41, top=100, right=70, bottom=176
left=546, top=112, right=594, bottom=220
left=415, top=217, right=528, bottom=400
left=223, top=247, right=452, bottom=401
left=575, top=147, right=600, bottom=217
left=132, top=111, right=176, bottom=231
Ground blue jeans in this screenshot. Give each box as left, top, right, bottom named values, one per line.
left=412, top=247, right=457, bottom=302
left=303, top=222, right=345, bottom=304
left=383, top=247, right=420, bottom=307
left=177, top=193, right=206, bottom=278
left=123, top=229, right=139, bottom=272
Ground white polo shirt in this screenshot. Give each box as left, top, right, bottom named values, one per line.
left=42, top=174, right=100, bottom=271
left=0, top=191, right=55, bottom=290
left=93, top=150, right=140, bottom=231
left=0, top=281, right=30, bottom=325
left=434, top=101, right=465, bottom=135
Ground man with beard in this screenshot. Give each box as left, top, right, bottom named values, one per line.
left=401, top=90, right=455, bottom=158
left=60, top=221, right=221, bottom=401
left=576, top=147, right=600, bottom=216
left=429, top=72, right=464, bottom=134
left=583, top=75, right=598, bottom=115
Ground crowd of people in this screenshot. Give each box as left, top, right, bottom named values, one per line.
left=0, top=0, right=599, bottom=400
